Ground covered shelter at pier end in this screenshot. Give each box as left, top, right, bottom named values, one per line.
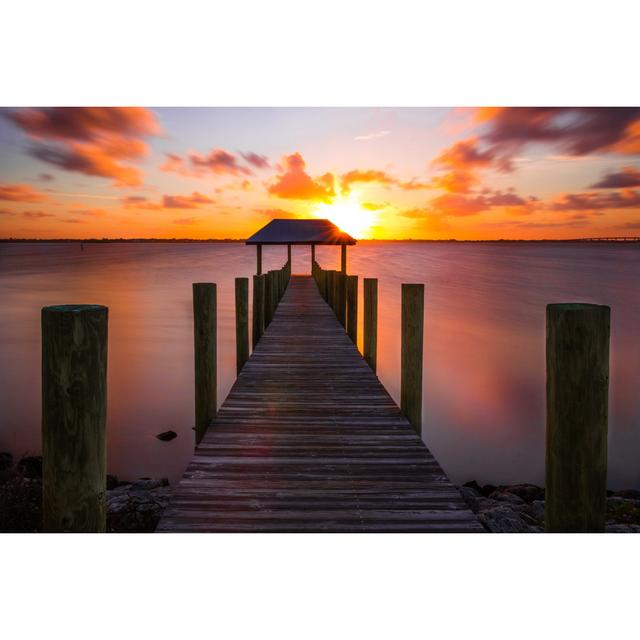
left=246, top=218, right=356, bottom=274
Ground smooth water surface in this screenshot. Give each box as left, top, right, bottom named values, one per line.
left=1, top=241, right=638, bottom=487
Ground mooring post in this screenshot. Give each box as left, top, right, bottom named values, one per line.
left=252, top=274, right=265, bottom=348
left=337, top=272, right=347, bottom=327
left=330, top=270, right=337, bottom=312
left=42, top=304, right=107, bottom=532
left=546, top=303, right=610, bottom=533
left=270, top=270, right=279, bottom=315
left=287, top=244, right=292, bottom=270
left=311, top=244, right=316, bottom=272
left=341, top=244, right=347, bottom=274
left=346, top=275, right=358, bottom=344
left=235, top=277, right=249, bottom=374
left=256, top=244, right=262, bottom=276
left=193, top=283, right=217, bottom=445
left=401, top=284, right=424, bottom=435
left=265, top=271, right=276, bottom=325
left=363, top=278, right=378, bottom=372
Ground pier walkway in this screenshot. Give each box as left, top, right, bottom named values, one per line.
left=157, top=276, right=482, bottom=532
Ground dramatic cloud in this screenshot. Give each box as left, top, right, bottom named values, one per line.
left=354, top=130, right=390, bottom=141
left=421, top=189, right=536, bottom=218
left=341, top=169, right=397, bottom=193
left=162, top=192, right=214, bottom=209
left=477, top=107, right=640, bottom=157
left=121, top=195, right=162, bottom=210
left=162, top=148, right=256, bottom=177
left=0, top=183, right=47, bottom=202
left=240, top=152, right=269, bottom=169
left=548, top=189, right=640, bottom=211
left=22, top=210, right=54, bottom=218
left=267, top=153, right=335, bottom=202
left=4, top=107, right=160, bottom=187
left=590, top=166, right=640, bottom=189
left=254, top=208, right=299, bottom=219
left=38, top=173, right=54, bottom=182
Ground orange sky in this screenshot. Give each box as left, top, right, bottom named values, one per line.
left=1, top=107, right=639, bottom=240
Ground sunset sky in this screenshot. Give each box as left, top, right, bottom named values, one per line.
left=1, top=107, right=639, bottom=240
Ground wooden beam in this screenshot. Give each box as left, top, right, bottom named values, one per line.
left=346, top=275, right=358, bottom=344
left=42, top=304, right=107, bottom=532
left=193, top=283, right=217, bottom=445
left=256, top=244, right=262, bottom=275
left=341, top=244, right=347, bottom=274
left=401, top=284, right=424, bottom=435
left=545, top=303, right=610, bottom=532
left=235, top=277, right=249, bottom=374
left=363, top=278, right=378, bottom=372
left=252, top=274, right=265, bottom=348
left=311, top=244, right=316, bottom=272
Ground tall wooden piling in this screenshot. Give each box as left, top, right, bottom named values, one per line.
left=42, top=304, right=108, bottom=532
left=337, top=272, right=347, bottom=328
left=235, top=277, right=249, bottom=374
left=311, top=244, right=316, bottom=271
left=264, top=271, right=274, bottom=327
left=269, top=270, right=278, bottom=316
left=193, top=283, right=217, bottom=445
left=252, top=274, right=265, bottom=348
left=346, top=275, right=358, bottom=344
left=363, top=278, right=378, bottom=372
left=341, top=244, right=347, bottom=274
left=545, top=303, right=610, bottom=533
left=401, top=284, right=424, bottom=435
left=287, top=244, right=292, bottom=267
left=256, top=244, right=262, bottom=275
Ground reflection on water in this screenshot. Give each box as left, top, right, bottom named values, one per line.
left=0, top=241, right=638, bottom=487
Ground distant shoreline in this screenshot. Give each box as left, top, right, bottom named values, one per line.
left=2, top=238, right=639, bottom=244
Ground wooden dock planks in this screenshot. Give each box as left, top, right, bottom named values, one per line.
left=157, top=275, right=483, bottom=532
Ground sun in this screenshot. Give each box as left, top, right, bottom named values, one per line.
left=312, top=191, right=376, bottom=238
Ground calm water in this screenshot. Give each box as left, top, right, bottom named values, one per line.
left=0, top=241, right=638, bottom=488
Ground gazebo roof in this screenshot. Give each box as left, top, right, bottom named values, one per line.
left=246, top=218, right=356, bottom=245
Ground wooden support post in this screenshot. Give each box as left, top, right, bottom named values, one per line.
left=311, top=245, right=316, bottom=272
left=346, top=275, right=358, bottom=344
left=256, top=244, right=262, bottom=276
left=401, top=284, right=424, bottom=435
left=341, top=244, right=347, bottom=274
left=337, top=272, right=347, bottom=327
left=363, top=278, right=378, bottom=372
left=269, top=270, right=278, bottom=315
left=265, top=271, right=275, bottom=325
left=193, top=283, right=217, bottom=445
left=329, top=270, right=337, bottom=311
left=42, top=304, right=107, bottom=532
left=287, top=244, right=292, bottom=269
left=252, top=274, right=265, bottom=348
left=545, top=303, right=610, bottom=533
left=235, top=277, right=249, bottom=374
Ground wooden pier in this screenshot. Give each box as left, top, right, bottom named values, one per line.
left=157, top=275, right=482, bottom=532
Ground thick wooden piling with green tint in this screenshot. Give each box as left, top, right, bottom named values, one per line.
left=42, top=304, right=108, bottom=532
left=545, top=303, right=610, bottom=533
left=193, top=283, right=217, bottom=445
left=235, top=277, right=249, bottom=374
left=346, top=274, right=358, bottom=344
left=401, top=284, right=424, bottom=435
left=252, top=274, right=265, bottom=348
left=363, top=278, right=378, bottom=372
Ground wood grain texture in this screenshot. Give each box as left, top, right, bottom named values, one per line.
left=42, top=304, right=107, bottom=532
left=193, top=283, right=217, bottom=445
left=363, top=278, right=378, bottom=373
left=545, top=303, right=610, bottom=533
left=401, top=284, right=424, bottom=435
left=158, top=276, right=481, bottom=533
left=252, top=274, right=265, bottom=348
left=235, top=277, right=249, bottom=374
left=346, top=274, right=358, bottom=345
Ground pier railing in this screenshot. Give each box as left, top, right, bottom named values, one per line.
left=39, top=253, right=612, bottom=533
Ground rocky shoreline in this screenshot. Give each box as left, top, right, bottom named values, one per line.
left=3, top=451, right=639, bottom=532
left=0, top=453, right=171, bottom=533
left=458, top=481, right=640, bottom=533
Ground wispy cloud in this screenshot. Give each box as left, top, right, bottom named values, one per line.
left=354, top=130, right=390, bottom=141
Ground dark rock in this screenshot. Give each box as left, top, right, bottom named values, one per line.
left=0, top=452, right=13, bottom=472
left=480, top=484, right=497, bottom=497
left=478, top=505, right=539, bottom=533
left=498, top=484, right=545, bottom=503
left=489, top=491, right=526, bottom=507
left=459, top=486, right=482, bottom=512
left=106, top=474, right=119, bottom=490
left=156, top=430, right=177, bottom=442
left=520, top=500, right=545, bottom=525
left=17, top=456, right=42, bottom=479
left=606, top=524, right=640, bottom=533
left=463, top=480, right=483, bottom=495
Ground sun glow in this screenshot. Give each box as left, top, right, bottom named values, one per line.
left=312, top=191, right=376, bottom=238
